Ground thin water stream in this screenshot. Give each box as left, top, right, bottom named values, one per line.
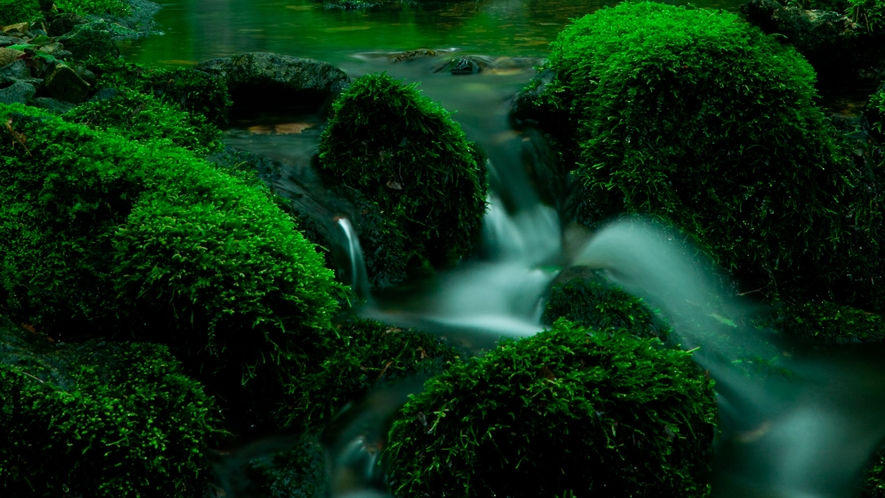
left=120, top=0, right=885, bottom=495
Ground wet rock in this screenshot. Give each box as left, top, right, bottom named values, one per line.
left=44, top=64, right=91, bottom=104
left=0, top=60, right=39, bottom=86
left=2, top=23, right=30, bottom=34
left=389, top=48, right=439, bottom=62
left=741, top=0, right=881, bottom=87
left=324, top=0, right=379, bottom=9
left=33, top=96, right=76, bottom=114
left=0, top=47, right=24, bottom=68
left=510, top=67, right=557, bottom=126
left=0, top=35, right=20, bottom=47
left=434, top=55, right=482, bottom=75
left=195, top=52, right=351, bottom=113
left=57, top=19, right=120, bottom=60
left=0, top=80, right=36, bottom=104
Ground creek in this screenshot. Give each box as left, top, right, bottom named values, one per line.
left=120, top=0, right=885, bottom=496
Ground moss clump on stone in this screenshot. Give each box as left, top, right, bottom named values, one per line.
left=543, top=272, right=671, bottom=341
left=318, top=72, right=487, bottom=287
left=529, top=2, right=882, bottom=309
left=55, top=0, right=130, bottom=17
left=0, top=321, right=219, bottom=497
left=766, top=300, right=885, bottom=345
left=65, top=88, right=222, bottom=154
left=386, top=319, right=716, bottom=497
left=280, top=318, right=460, bottom=431
left=88, top=57, right=233, bottom=126
left=0, top=103, right=344, bottom=408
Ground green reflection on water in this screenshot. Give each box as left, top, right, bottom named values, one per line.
left=122, top=0, right=746, bottom=68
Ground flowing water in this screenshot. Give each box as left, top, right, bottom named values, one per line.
left=121, top=0, right=885, bottom=496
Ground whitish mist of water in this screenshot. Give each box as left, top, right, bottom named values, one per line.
left=575, top=217, right=885, bottom=498
left=337, top=218, right=371, bottom=301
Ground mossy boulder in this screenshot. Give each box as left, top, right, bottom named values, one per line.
left=386, top=319, right=716, bottom=497
left=317, top=72, right=487, bottom=287
left=765, top=300, right=885, bottom=345
left=88, top=57, right=233, bottom=126
left=526, top=1, right=882, bottom=310
left=0, top=103, right=344, bottom=411
left=0, top=317, right=219, bottom=497
left=279, top=318, right=459, bottom=431
left=65, top=87, right=223, bottom=154
left=543, top=270, right=671, bottom=341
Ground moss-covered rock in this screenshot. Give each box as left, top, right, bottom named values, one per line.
left=526, top=1, right=883, bottom=310
left=0, top=317, right=219, bottom=497
left=386, top=319, right=716, bottom=497
left=65, top=87, right=223, bottom=154
left=88, top=57, right=233, bottom=126
left=543, top=270, right=671, bottom=341
left=280, top=318, right=460, bottom=432
left=765, top=300, right=885, bottom=345
left=0, top=103, right=344, bottom=410
left=317, top=72, right=487, bottom=287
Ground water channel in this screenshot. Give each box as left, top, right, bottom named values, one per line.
left=119, top=1, right=885, bottom=496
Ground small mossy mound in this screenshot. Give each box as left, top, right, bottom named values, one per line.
left=65, top=87, right=222, bottom=154
left=543, top=272, right=671, bottom=341
left=0, top=319, right=219, bottom=497
left=317, top=72, right=487, bottom=287
left=386, top=319, right=716, bottom=497
left=88, top=57, right=233, bottom=126
left=531, top=2, right=882, bottom=309
left=0, top=103, right=344, bottom=411
left=766, top=300, right=885, bottom=345
left=280, top=318, right=460, bottom=431
left=0, top=0, right=42, bottom=25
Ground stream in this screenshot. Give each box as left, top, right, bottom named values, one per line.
left=120, top=0, right=885, bottom=496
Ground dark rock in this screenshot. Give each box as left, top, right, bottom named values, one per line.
left=0, top=48, right=24, bottom=70
left=0, top=81, right=36, bottom=104
left=33, top=96, right=76, bottom=114
left=90, top=87, right=120, bottom=101
left=0, top=59, right=42, bottom=90
left=741, top=0, right=882, bottom=88
left=510, top=67, right=557, bottom=126
left=44, top=64, right=91, bottom=104
left=195, top=52, right=351, bottom=113
left=45, top=12, right=89, bottom=37
left=433, top=55, right=486, bottom=75
left=57, top=19, right=120, bottom=60
left=0, top=35, right=19, bottom=47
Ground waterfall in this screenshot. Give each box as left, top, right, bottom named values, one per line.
left=337, top=217, right=370, bottom=301
left=574, top=217, right=885, bottom=498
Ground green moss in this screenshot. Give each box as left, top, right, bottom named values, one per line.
left=0, top=103, right=344, bottom=404
left=65, top=88, right=222, bottom=154
left=280, top=318, right=460, bottom=431
left=0, top=329, right=219, bottom=497
left=55, top=0, right=130, bottom=16
left=88, top=57, right=233, bottom=126
left=766, top=300, right=885, bottom=345
left=864, top=446, right=885, bottom=497
left=532, top=2, right=881, bottom=309
left=386, top=319, right=716, bottom=497
left=543, top=273, right=671, bottom=341
left=318, top=72, right=487, bottom=287
left=0, top=0, right=42, bottom=24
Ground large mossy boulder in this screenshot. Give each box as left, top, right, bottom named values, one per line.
left=0, top=103, right=344, bottom=409
left=317, top=72, right=488, bottom=287
left=385, top=319, right=716, bottom=497
left=525, top=1, right=883, bottom=310
left=0, top=317, right=219, bottom=497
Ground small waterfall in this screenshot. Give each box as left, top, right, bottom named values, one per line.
left=574, top=217, right=885, bottom=498
left=337, top=217, right=370, bottom=301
